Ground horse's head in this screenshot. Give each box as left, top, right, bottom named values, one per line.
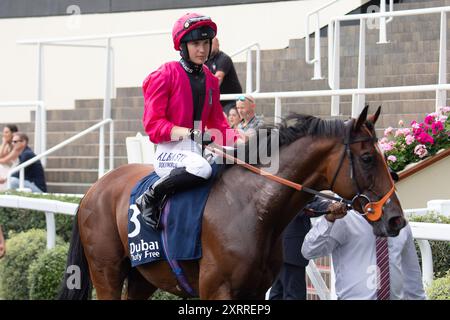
left=328, top=105, right=406, bottom=237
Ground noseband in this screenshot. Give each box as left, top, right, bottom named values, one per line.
left=330, top=120, right=396, bottom=222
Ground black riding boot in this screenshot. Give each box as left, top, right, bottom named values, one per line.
left=135, top=167, right=207, bottom=230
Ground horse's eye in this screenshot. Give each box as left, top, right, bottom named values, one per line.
left=361, top=153, right=374, bottom=164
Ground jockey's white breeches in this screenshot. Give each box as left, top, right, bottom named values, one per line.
left=153, top=138, right=212, bottom=179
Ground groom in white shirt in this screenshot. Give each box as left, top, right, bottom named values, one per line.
left=301, top=206, right=426, bottom=300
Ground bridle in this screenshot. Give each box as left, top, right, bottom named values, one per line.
left=329, top=119, right=396, bottom=221
left=206, top=120, right=396, bottom=222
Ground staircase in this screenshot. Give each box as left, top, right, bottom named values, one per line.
left=1, top=0, right=449, bottom=194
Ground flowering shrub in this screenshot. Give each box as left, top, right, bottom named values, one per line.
left=380, top=106, right=450, bottom=172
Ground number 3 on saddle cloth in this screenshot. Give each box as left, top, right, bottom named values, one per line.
left=127, top=163, right=222, bottom=268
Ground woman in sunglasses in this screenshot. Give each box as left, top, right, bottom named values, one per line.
left=136, top=13, right=239, bottom=228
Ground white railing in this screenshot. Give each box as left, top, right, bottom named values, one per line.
left=6, top=118, right=114, bottom=190
left=220, top=83, right=450, bottom=124
left=410, top=222, right=450, bottom=288
left=18, top=30, right=171, bottom=126
left=18, top=31, right=261, bottom=122
left=0, top=101, right=46, bottom=161
left=329, top=6, right=449, bottom=117
left=306, top=0, right=393, bottom=81
left=305, top=0, right=341, bottom=80
left=230, top=42, right=261, bottom=94
left=0, top=194, right=78, bottom=249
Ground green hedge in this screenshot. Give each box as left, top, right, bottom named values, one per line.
left=0, top=229, right=63, bottom=299
left=0, top=191, right=80, bottom=242
left=152, top=289, right=183, bottom=300
left=28, top=243, right=69, bottom=300
left=409, top=212, right=450, bottom=278
left=427, top=270, right=450, bottom=300
left=0, top=208, right=74, bottom=242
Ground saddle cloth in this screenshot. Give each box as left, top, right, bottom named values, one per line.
left=127, top=163, right=222, bottom=267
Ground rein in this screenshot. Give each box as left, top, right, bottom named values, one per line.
left=204, top=145, right=351, bottom=206
left=206, top=119, right=396, bottom=222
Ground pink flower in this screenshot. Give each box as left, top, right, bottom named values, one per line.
left=387, top=155, right=397, bottom=162
left=414, top=144, right=428, bottom=158
left=395, top=128, right=411, bottom=137
left=413, top=127, right=424, bottom=137
left=398, top=120, right=404, bottom=127
left=439, top=115, right=448, bottom=122
left=416, top=132, right=434, bottom=144
left=411, top=121, right=420, bottom=129
left=384, top=127, right=394, bottom=136
left=380, top=141, right=395, bottom=152
left=440, top=106, right=450, bottom=114
left=405, top=134, right=415, bottom=145
left=424, top=115, right=434, bottom=125
left=432, top=121, right=444, bottom=135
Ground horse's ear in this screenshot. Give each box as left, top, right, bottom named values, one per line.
left=368, top=105, right=381, bottom=125
left=354, top=105, right=369, bottom=131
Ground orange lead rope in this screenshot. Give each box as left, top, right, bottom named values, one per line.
left=363, top=134, right=397, bottom=222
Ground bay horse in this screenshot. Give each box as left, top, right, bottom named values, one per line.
left=58, top=106, right=406, bottom=300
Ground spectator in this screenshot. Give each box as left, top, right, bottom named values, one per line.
left=0, top=225, right=5, bottom=258
left=0, top=124, right=19, bottom=190
left=236, top=94, right=264, bottom=135
left=0, top=124, right=18, bottom=158
left=301, top=209, right=426, bottom=300
left=0, top=132, right=47, bottom=193
left=206, top=37, right=243, bottom=114
left=269, top=197, right=344, bottom=300
left=227, top=106, right=242, bottom=129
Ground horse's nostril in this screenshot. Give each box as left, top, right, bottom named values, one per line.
left=389, top=216, right=405, bottom=231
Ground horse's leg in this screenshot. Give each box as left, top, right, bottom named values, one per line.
left=125, top=268, right=157, bottom=300
left=81, top=205, right=129, bottom=300
left=88, top=258, right=129, bottom=300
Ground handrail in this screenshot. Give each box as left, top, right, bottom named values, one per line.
left=6, top=118, right=113, bottom=190
left=329, top=5, right=449, bottom=117
left=333, top=5, right=450, bottom=22
left=0, top=194, right=77, bottom=249
left=0, top=101, right=46, bottom=159
left=230, top=42, right=261, bottom=93
left=17, top=30, right=171, bottom=44
left=220, top=83, right=450, bottom=125
left=307, top=0, right=393, bottom=80
left=221, top=83, right=450, bottom=99
left=305, top=0, right=341, bottom=80
left=17, top=29, right=171, bottom=154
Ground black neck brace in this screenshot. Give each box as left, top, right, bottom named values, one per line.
left=180, top=58, right=203, bottom=75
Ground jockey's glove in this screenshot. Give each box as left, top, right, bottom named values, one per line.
left=190, top=129, right=214, bottom=146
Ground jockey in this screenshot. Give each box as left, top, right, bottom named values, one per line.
left=136, top=13, right=237, bottom=229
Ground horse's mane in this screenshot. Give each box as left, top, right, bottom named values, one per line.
left=273, top=113, right=345, bottom=146
left=235, top=113, right=346, bottom=166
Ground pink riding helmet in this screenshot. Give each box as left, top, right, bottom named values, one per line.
left=172, top=13, right=217, bottom=51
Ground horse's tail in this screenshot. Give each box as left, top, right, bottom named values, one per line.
left=57, top=207, right=92, bottom=300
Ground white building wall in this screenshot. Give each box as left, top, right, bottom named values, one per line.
left=0, top=0, right=369, bottom=123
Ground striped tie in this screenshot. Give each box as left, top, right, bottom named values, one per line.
left=376, top=237, right=390, bottom=300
